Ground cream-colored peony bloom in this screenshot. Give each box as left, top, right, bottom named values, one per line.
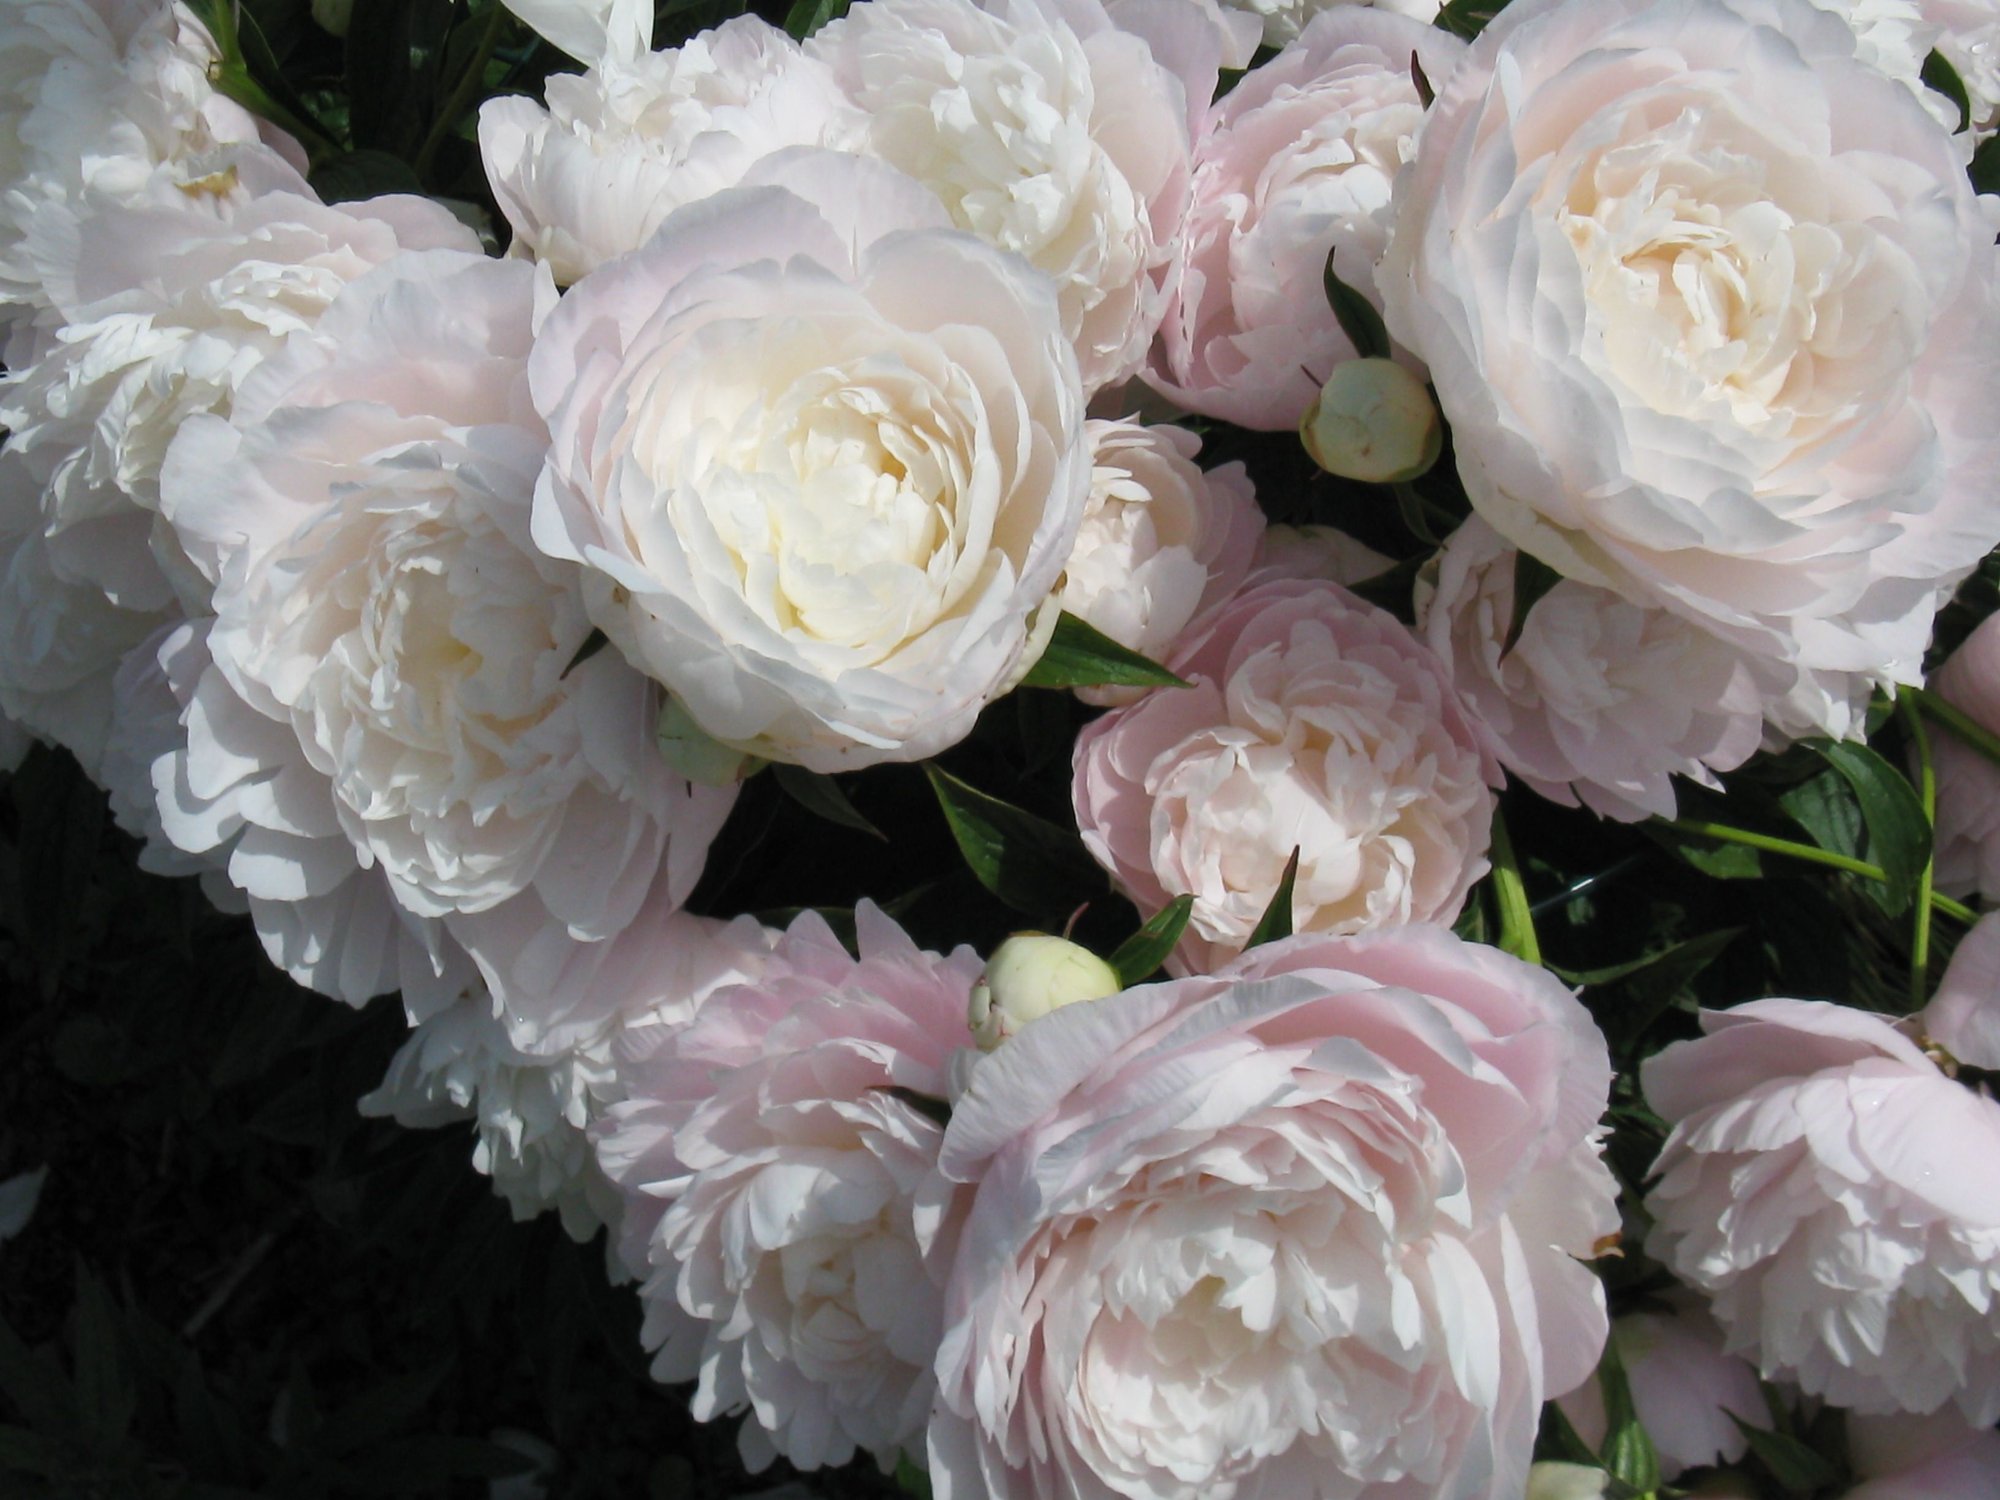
left=528, top=163, right=1090, bottom=771
left=478, top=14, right=866, bottom=285
left=806, top=0, right=1241, bottom=392
left=1380, top=0, right=2000, bottom=740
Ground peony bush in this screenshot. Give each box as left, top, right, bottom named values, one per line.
left=7, top=0, right=2000, bottom=1495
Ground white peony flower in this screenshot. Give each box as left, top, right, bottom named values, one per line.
left=807, top=0, right=1238, bottom=392
left=362, top=909, right=774, bottom=1241
left=1925, top=0, right=2000, bottom=138
left=151, top=249, right=735, bottom=1015
left=1073, top=576, right=1499, bottom=973
left=0, top=163, right=477, bottom=773
left=1380, top=0, right=2000, bottom=740
left=1216, top=0, right=1440, bottom=50
left=594, top=905, right=982, bottom=1473
left=499, top=0, right=653, bottom=67
left=1417, top=517, right=1767, bottom=821
left=1645, top=997, right=2000, bottom=1425
left=478, top=14, right=866, bottom=286
left=1060, top=417, right=1262, bottom=701
left=528, top=164, right=1091, bottom=771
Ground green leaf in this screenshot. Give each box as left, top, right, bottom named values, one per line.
left=1563, top=929, right=1741, bottom=1046
left=70, top=1266, right=135, bottom=1446
left=1596, top=1338, right=1661, bottom=1496
left=308, top=149, right=425, bottom=203
left=1322, top=249, right=1391, bottom=361
left=0, top=1424, right=60, bottom=1474
left=875, top=1085, right=951, bottom=1129
left=1971, top=131, right=2000, bottom=195
left=1391, top=480, right=1440, bottom=546
left=1018, top=613, right=1187, bottom=691
left=1728, top=1414, right=1843, bottom=1495
left=1436, top=0, right=1511, bottom=40
left=1810, top=739, right=1931, bottom=917
left=1409, top=49, right=1435, bottom=108
left=772, top=763, right=886, bottom=841
left=1924, top=48, right=1973, bottom=133
left=1534, top=1402, right=1601, bottom=1469
left=923, top=765, right=1102, bottom=920
left=784, top=0, right=849, bottom=39
left=1345, top=552, right=1424, bottom=622
left=1244, top=848, right=1301, bottom=951
left=896, top=1454, right=935, bottom=1498
left=1502, top=552, right=1564, bottom=656
left=559, top=626, right=609, bottom=680
left=0, top=1312, right=77, bottom=1440
left=1107, top=895, right=1195, bottom=986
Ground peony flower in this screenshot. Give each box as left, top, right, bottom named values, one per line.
left=1148, top=9, right=1464, bottom=430
left=1844, top=1407, right=2000, bottom=1498
left=1379, top=0, right=2000, bottom=740
left=593, top=904, right=982, bottom=1473
left=151, top=249, right=734, bottom=1015
left=1644, top=997, right=2000, bottom=1424
left=0, top=160, right=478, bottom=774
left=1927, top=613, right=2000, bottom=902
left=929, top=923, right=1618, bottom=1500
left=1216, top=0, right=1440, bottom=51
left=1073, top=576, right=1497, bottom=973
left=1921, top=0, right=2000, bottom=138
left=806, top=0, right=1243, bottom=393
left=1921, top=909, right=2000, bottom=1072
left=499, top=0, right=652, bottom=66
left=1558, top=1289, right=1765, bottom=1481
left=1416, top=518, right=1767, bottom=821
left=362, top=909, right=774, bottom=1241
left=528, top=163, right=1090, bottom=771
left=477, top=15, right=866, bottom=286
left=1060, top=417, right=1262, bottom=701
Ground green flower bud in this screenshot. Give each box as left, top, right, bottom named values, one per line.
left=968, top=933, right=1121, bottom=1049
left=1299, top=357, right=1442, bottom=484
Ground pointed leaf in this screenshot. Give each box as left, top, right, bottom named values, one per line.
left=1811, top=739, right=1931, bottom=916
left=1244, top=848, right=1300, bottom=950
left=1596, top=1338, right=1661, bottom=1496
left=1924, top=48, right=1973, bottom=132
left=924, top=766, right=1101, bottom=920
left=1107, top=895, right=1194, bottom=986
left=773, top=763, right=886, bottom=841
left=1727, top=1414, right=1842, bottom=1495
left=1323, top=250, right=1391, bottom=361
left=1018, top=613, right=1187, bottom=691
left=784, top=0, right=848, bottom=39
left=1502, top=552, right=1564, bottom=656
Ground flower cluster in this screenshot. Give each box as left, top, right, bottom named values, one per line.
left=11, top=0, right=2000, bottom=1493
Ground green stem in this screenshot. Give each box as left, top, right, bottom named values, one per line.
left=1665, top=818, right=1978, bottom=925
left=1489, top=809, right=1541, bottom=966
left=1912, top=685, right=2000, bottom=773
left=1900, top=691, right=1938, bottom=1004
left=413, top=0, right=508, bottom=183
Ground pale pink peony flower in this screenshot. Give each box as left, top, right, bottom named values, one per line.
left=1074, top=575, right=1497, bottom=973
left=1250, top=521, right=1395, bottom=588
left=1061, top=417, right=1262, bottom=701
left=929, top=923, right=1617, bottom=1500
left=1558, top=1289, right=1766, bottom=1481
left=498, top=0, right=653, bottom=66
left=806, top=0, right=1246, bottom=393
left=478, top=15, right=866, bottom=286
left=150, top=249, right=734, bottom=1016
left=1644, top=998, right=2000, bottom=1424
left=362, top=909, right=774, bottom=1241
left=1921, top=909, right=2000, bottom=1071
left=1379, top=0, right=2000, bottom=740
left=528, top=162, right=1090, bottom=771
left=1218, top=0, right=1440, bottom=50
left=1417, top=518, right=1767, bottom=821
left=1844, top=1407, right=2000, bottom=1498
left=1148, top=8, right=1464, bottom=430
left=1928, top=614, right=2000, bottom=902
left=594, top=904, right=982, bottom=1474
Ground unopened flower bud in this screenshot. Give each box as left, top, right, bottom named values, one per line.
left=312, top=0, right=354, bottom=35
left=968, top=934, right=1121, bottom=1049
left=1525, top=1463, right=1612, bottom=1500
left=1299, top=357, right=1441, bottom=484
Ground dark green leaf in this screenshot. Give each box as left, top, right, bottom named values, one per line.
left=1924, top=48, right=1973, bottom=133
left=1345, top=552, right=1424, bottom=623
left=1409, top=50, right=1434, bottom=108
left=309, top=150, right=425, bottom=203
left=875, top=1085, right=951, bottom=1129
left=1018, top=612, right=1187, bottom=691
left=1503, top=552, right=1564, bottom=656
left=1972, top=131, right=2000, bottom=195
left=0, top=1424, right=60, bottom=1474
left=315, top=1364, right=449, bottom=1454
left=1392, top=480, right=1440, bottom=546
left=1534, top=1401, right=1600, bottom=1468
left=924, top=765, right=1102, bottom=920
left=1564, top=929, right=1741, bottom=1046
left=1322, top=250, right=1391, bottom=360
left=559, top=626, right=609, bottom=680
left=896, top=1454, right=935, bottom=1498
left=1728, top=1414, right=1843, bottom=1495
left=1436, top=0, right=1510, bottom=40
left=1107, top=895, right=1195, bottom=986
left=1596, top=1338, right=1661, bottom=1496
left=772, top=763, right=886, bottom=841
left=358, top=1434, right=540, bottom=1482
left=1811, top=738, right=1931, bottom=917
left=1244, top=848, right=1301, bottom=951
left=784, top=0, right=849, bottom=39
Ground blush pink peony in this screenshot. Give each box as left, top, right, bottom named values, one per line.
left=929, top=923, right=1617, bottom=1500
left=1928, top=614, right=2000, bottom=902
left=1073, top=576, right=1497, bottom=972
left=1148, top=8, right=1464, bottom=430
left=1844, top=1408, right=2000, bottom=1499
left=1644, top=997, right=2000, bottom=1424
left=1379, top=0, right=2000, bottom=739
left=593, top=904, right=982, bottom=1474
